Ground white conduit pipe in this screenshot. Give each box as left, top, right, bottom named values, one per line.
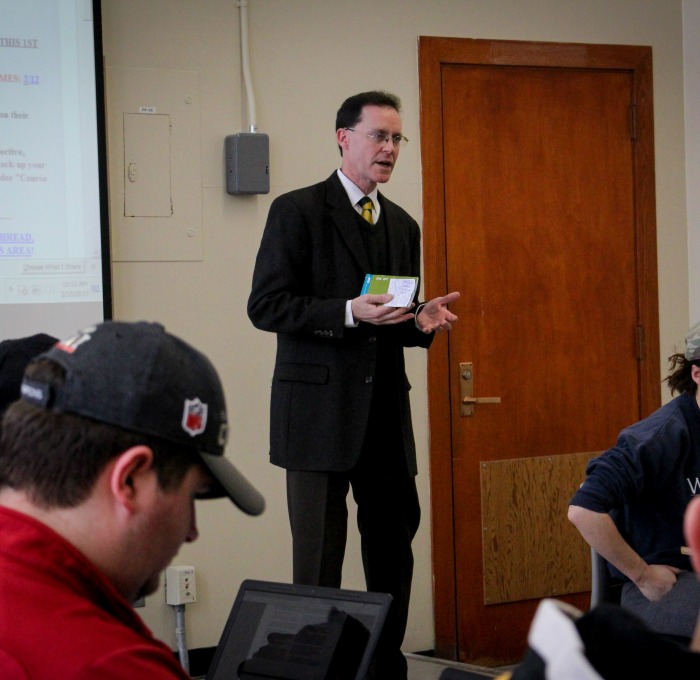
left=236, top=0, right=257, bottom=132
left=174, top=604, right=189, bottom=673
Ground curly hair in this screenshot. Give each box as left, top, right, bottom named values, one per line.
left=665, top=353, right=700, bottom=396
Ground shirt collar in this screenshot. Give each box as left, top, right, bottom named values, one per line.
left=336, top=169, right=381, bottom=220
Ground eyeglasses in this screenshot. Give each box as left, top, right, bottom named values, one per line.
left=344, top=128, right=409, bottom=147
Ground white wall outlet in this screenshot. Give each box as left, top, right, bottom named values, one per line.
left=165, top=565, right=196, bottom=605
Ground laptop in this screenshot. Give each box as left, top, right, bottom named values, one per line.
left=205, top=580, right=392, bottom=680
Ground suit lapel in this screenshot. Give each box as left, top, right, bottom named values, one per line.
left=381, top=196, right=409, bottom=275
left=326, top=173, right=370, bottom=274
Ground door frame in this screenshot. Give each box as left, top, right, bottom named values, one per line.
left=418, top=36, right=659, bottom=660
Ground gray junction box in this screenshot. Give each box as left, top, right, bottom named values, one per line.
left=225, top=132, right=270, bottom=195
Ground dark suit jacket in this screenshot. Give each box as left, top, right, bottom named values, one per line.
left=247, top=172, right=433, bottom=474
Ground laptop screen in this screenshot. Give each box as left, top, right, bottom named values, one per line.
left=205, top=580, right=392, bottom=680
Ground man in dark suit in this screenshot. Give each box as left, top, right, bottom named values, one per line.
left=248, top=91, right=459, bottom=678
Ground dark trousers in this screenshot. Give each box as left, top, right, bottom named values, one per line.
left=621, top=570, right=700, bottom=639
left=286, top=432, right=420, bottom=679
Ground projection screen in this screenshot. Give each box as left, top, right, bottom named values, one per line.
left=0, top=0, right=111, bottom=341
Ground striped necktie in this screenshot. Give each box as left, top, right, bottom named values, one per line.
left=358, top=196, right=374, bottom=225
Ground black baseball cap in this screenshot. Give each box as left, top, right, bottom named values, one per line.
left=19, top=321, right=265, bottom=516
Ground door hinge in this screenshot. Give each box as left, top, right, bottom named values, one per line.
left=636, top=324, right=645, bottom=360
left=629, top=104, right=638, bottom=141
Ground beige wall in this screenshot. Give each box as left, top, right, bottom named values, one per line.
left=101, top=0, right=689, bottom=654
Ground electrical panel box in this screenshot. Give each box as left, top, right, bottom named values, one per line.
left=226, top=132, right=270, bottom=195
left=123, top=112, right=172, bottom=217
left=105, top=66, right=203, bottom=262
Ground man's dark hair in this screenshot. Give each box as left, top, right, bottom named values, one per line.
left=335, top=91, right=402, bottom=155
left=665, top=353, right=700, bottom=395
left=0, top=359, right=199, bottom=509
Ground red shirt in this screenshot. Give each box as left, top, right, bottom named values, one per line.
left=0, top=506, right=190, bottom=679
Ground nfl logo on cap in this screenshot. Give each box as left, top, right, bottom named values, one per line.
left=182, top=398, right=208, bottom=437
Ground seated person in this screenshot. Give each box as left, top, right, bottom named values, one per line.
left=0, top=321, right=265, bottom=679
left=567, top=320, right=700, bottom=639
left=498, top=492, right=700, bottom=679
left=0, top=332, right=57, bottom=415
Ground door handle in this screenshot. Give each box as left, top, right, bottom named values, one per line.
left=460, top=362, right=501, bottom=417
left=462, top=396, right=502, bottom=405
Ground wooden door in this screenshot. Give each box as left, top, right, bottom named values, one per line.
left=419, top=38, right=660, bottom=666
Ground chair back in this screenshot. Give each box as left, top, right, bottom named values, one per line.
left=590, top=547, right=623, bottom=608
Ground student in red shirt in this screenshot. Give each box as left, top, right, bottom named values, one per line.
left=0, top=321, right=264, bottom=679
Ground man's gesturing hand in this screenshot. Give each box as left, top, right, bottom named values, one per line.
left=416, top=291, right=461, bottom=333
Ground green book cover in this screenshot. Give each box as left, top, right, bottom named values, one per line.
left=360, top=274, right=418, bottom=307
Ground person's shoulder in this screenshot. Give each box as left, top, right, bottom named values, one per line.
left=621, top=394, right=693, bottom=440
left=266, top=176, right=339, bottom=221
left=377, top=192, right=418, bottom=227
left=274, top=174, right=336, bottom=203
left=0, top=332, right=58, bottom=363
left=677, top=390, right=700, bottom=421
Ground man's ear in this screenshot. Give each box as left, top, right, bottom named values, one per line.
left=684, top=496, right=700, bottom=572
left=336, top=127, right=349, bottom=152
left=109, top=445, right=155, bottom=512
left=692, top=364, right=700, bottom=388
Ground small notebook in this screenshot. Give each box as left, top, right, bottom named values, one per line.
left=205, top=579, right=392, bottom=680
left=360, top=274, right=418, bottom=307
